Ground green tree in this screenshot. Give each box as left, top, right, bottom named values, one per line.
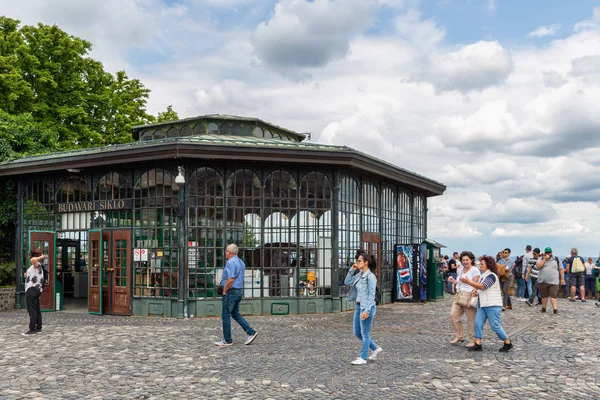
left=0, top=17, right=180, bottom=261
left=0, top=17, right=33, bottom=114
left=0, top=17, right=171, bottom=148
left=156, top=105, right=179, bottom=123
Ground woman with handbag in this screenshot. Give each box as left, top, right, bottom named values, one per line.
left=344, top=252, right=382, bottom=365
left=459, top=255, right=512, bottom=352
left=447, top=251, right=480, bottom=347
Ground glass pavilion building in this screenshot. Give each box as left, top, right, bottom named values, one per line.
left=2, top=115, right=445, bottom=317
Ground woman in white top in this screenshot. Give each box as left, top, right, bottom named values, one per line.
left=447, top=251, right=480, bottom=348
left=584, top=257, right=596, bottom=301
left=460, top=255, right=512, bottom=352
left=23, top=249, right=46, bottom=335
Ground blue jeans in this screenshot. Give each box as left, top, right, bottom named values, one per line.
left=474, top=306, right=508, bottom=341
left=527, top=277, right=533, bottom=298
left=527, top=277, right=541, bottom=303
left=585, top=275, right=597, bottom=299
left=221, top=289, right=256, bottom=343
left=354, top=305, right=378, bottom=360
left=516, top=277, right=526, bottom=298
left=447, top=273, right=457, bottom=293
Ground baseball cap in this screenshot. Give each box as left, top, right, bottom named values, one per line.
left=544, top=247, right=552, bottom=253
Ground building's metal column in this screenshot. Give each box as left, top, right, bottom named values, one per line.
left=176, top=165, right=188, bottom=319
left=331, top=169, right=341, bottom=313
left=15, top=180, right=23, bottom=308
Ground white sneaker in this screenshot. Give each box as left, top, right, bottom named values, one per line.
left=245, top=332, right=258, bottom=345
left=351, top=357, right=367, bottom=365
left=214, top=339, right=233, bottom=346
left=369, top=347, right=382, bottom=360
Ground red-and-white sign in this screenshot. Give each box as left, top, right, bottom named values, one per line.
left=134, top=248, right=148, bottom=262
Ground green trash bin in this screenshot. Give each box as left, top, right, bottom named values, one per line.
left=423, top=239, right=446, bottom=301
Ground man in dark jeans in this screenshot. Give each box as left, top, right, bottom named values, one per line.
left=525, top=248, right=542, bottom=306
left=215, top=243, right=259, bottom=346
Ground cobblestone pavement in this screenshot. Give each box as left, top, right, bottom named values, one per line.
left=1, top=297, right=599, bottom=400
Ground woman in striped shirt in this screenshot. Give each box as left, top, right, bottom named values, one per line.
left=459, top=255, right=512, bottom=352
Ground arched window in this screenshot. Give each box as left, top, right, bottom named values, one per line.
left=188, top=167, right=225, bottom=299
left=93, top=173, right=132, bottom=228
left=133, top=168, right=179, bottom=299
left=338, top=175, right=360, bottom=295
left=381, top=187, right=397, bottom=291
left=298, top=171, right=332, bottom=295
left=263, top=170, right=297, bottom=297
left=362, top=182, right=379, bottom=233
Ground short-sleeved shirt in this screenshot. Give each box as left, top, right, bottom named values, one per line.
left=537, top=257, right=562, bottom=285
left=222, top=255, right=246, bottom=289
left=456, top=266, right=480, bottom=293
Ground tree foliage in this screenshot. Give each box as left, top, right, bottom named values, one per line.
left=0, top=16, right=180, bottom=260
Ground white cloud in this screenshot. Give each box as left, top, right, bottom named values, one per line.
left=394, top=9, right=446, bottom=50
left=434, top=100, right=522, bottom=150
left=252, top=0, right=374, bottom=69
left=475, top=198, right=558, bottom=224
left=528, top=24, right=560, bottom=38
left=5, top=1, right=600, bottom=255
left=422, top=41, right=513, bottom=92
left=574, top=6, right=600, bottom=32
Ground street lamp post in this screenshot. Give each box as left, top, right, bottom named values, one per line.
left=176, top=166, right=187, bottom=319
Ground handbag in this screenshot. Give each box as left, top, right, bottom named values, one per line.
left=216, top=285, right=224, bottom=295
left=469, top=294, right=479, bottom=309
left=454, top=291, right=471, bottom=307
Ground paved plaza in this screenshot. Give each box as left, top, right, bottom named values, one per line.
left=1, top=297, right=599, bottom=399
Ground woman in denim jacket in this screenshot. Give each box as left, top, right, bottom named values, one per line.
left=345, top=252, right=382, bottom=365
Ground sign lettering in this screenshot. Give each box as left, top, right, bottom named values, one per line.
left=55, top=200, right=131, bottom=213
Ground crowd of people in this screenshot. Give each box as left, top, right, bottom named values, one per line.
left=442, top=245, right=600, bottom=352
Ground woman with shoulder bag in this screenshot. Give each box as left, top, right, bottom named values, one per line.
left=447, top=251, right=480, bottom=348
left=459, top=255, right=512, bottom=352
left=344, top=252, right=382, bottom=365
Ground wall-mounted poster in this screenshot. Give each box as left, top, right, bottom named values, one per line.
left=419, top=244, right=427, bottom=302
left=395, top=245, right=414, bottom=301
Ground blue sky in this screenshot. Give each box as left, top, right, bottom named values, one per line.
left=3, top=0, right=600, bottom=258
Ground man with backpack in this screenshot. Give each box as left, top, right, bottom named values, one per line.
left=536, top=247, right=565, bottom=314
left=514, top=255, right=526, bottom=301
left=565, top=248, right=586, bottom=302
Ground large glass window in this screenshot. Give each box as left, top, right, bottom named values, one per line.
left=362, top=182, right=379, bottom=233
left=225, top=169, right=262, bottom=295
left=399, top=191, right=412, bottom=243
left=56, top=177, right=92, bottom=231
left=188, top=167, right=224, bottom=299
left=338, top=175, right=360, bottom=295
left=413, top=194, right=426, bottom=242
left=263, top=170, right=297, bottom=297
left=381, top=187, right=397, bottom=291
left=133, top=168, right=179, bottom=298
left=93, top=173, right=132, bottom=229
left=297, top=171, right=332, bottom=296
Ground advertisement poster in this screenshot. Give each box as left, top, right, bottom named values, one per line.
left=419, top=244, right=427, bottom=302
left=395, top=245, right=414, bottom=301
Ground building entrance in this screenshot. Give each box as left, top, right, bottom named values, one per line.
left=88, top=230, right=132, bottom=315
left=29, top=231, right=56, bottom=311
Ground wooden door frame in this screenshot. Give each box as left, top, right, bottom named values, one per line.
left=88, top=230, right=103, bottom=315
left=110, top=230, right=132, bottom=315
left=28, top=231, right=56, bottom=312
left=362, top=232, right=381, bottom=283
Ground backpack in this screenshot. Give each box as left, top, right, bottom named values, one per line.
left=571, top=256, right=585, bottom=273
left=513, top=256, right=524, bottom=279
left=593, top=260, right=600, bottom=278
left=497, top=263, right=510, bottom=281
